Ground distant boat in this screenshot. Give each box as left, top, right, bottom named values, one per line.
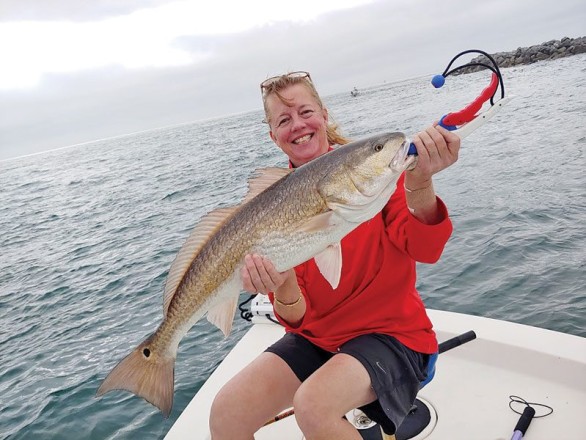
left=350, top=87, right=359, bottom=97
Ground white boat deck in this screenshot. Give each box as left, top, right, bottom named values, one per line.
left=165, top=310, right=586, bottom=440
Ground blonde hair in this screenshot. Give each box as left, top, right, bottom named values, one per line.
left=261, top=74, right=350, bottom=146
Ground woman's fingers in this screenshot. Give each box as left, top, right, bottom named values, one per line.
left=240, top=263, right=256, bottom=293
left=436, top=125, right=461, bottom=159
left=240, top=254, right=287, bottom=294
left=253, top=255, right=276, bottom=293
left=424, top=126, right=447, bottom=156
left=241, top=255, right=260, bottom=292
left=411, top=125, right=461, bottom=179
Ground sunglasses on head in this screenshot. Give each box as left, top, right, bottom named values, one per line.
left=260, top=71, right=312, bottom=95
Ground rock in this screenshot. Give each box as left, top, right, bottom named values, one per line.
left=452, top=36, right=586, bottom=74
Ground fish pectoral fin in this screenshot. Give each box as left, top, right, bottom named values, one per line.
left=296, top=211, right=337, bottom=233
left=206, top=296, right=239, bottom=337
left=327, top=200, right=381, bottom=224
left=314, top=243, right=342, bottom=289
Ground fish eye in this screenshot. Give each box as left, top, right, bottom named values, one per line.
left=373, top=143, right=383, bottom=152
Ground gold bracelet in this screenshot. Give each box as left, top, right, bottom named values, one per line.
left=275, top=295, right=302, bottom=307
left=404, top=183, right=433, bottom=193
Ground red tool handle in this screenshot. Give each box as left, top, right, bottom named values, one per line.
left=442, top=73, right=499, bottom=126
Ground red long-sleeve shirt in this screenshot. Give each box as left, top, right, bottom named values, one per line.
left=269, top=173, right=453, bottom=354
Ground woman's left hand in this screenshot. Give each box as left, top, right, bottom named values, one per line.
left=407, top=124, right=460, bottom=188
left=241, top=254, right=292, bottom=295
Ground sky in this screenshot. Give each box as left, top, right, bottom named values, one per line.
left=0, top=0, right=584, bottom=161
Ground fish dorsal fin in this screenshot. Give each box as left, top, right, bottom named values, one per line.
left=163, top=207, right=237, bottom=316
left=242, top=167, right=292, bottom=204
left=206, top=296, right=239, bottom=337
left=314, top=243, right=342, bottom=289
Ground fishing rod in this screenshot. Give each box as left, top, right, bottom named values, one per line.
left=507, top=395, right=553, bottom=440
left=510, top=406, right=535, bottom=440
left=408, top=49, right=512, bottom=155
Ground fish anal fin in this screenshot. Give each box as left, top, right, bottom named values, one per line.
left=163, top=207, right=237, bottom=316
left=314, top=243, right=342, bottom=289
left=96, top=334, right=175, bottom=418
left=242, top=167, right=292, bottom=204
left=206, top=296, right=239, bottom=337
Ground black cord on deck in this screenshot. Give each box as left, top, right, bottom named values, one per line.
left=238, top=294, right=256, bottom=321
left=238, top=294, right=284, bottom=327
left=508, top=395, right=554, bottom=418
left=265, top=315, right=282, bottom=326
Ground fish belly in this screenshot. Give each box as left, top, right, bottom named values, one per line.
left=255, top=215, right=355, bottom=273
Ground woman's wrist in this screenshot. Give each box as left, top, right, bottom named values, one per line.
left=404, top=182, right=432, bottom=193
left=404, top=180, right=443, bottom=224
left=273, top=276, right=306, bottom=327
left=404, top=174, right=432, bottom=192
left=274, top=281, right=302, bottom=306
left=274, top=293, right=302, bottom=307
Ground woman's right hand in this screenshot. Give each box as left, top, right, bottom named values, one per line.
left=240, top=254, right=294, bottom=294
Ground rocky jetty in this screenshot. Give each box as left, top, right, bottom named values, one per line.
left=455, top=36, right=586, bottom=74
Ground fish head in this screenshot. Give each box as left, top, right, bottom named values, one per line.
left=346, top=131, right=414, bottom=196
left=318, top=132, right=415, bottom=223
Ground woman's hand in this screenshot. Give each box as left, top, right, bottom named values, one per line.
left=403, top=124, right=460, bottom=225
left=407, top=124, right=460, bottom=189
left=240, top=254, right=293, bottom=294
left=241, top=254, right=305, bottom=327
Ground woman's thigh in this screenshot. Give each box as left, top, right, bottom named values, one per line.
left=296, top=353, right=377, bottom=415
left=209, top=351, right=301, bottom=435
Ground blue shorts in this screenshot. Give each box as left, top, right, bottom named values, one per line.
left=265, top=332, right=430, bottom=435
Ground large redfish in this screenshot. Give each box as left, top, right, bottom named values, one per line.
left=97, top=132, right=414, bottom=416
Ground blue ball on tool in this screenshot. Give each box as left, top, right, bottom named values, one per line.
left=431, top=74, right=445, bottom=88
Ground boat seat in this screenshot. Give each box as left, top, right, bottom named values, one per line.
left=377, top=352, right=439, bottom=440
left=419, top=351, right=439, bottom=388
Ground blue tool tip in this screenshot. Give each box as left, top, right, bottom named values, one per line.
left=408, top=143, right=418, bottom=156
left=431, top=74, right=445, bottom=88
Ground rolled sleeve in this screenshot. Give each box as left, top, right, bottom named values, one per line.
left=383, top=175, right=453, bottom=263
left=404, top=197, right=453, bottom=263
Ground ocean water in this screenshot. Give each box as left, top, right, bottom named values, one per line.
left=1, top=54, right=584, bottom=439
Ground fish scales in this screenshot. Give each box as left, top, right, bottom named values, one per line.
left=96, top=131, right=413, bottom=416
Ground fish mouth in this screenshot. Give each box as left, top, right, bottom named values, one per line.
left=390, top=139, right=416, bottom=170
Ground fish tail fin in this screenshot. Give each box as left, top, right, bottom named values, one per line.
left=96, top=334, right=175, bottom=417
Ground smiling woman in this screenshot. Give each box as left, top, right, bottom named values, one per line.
left=205, top=67, right=461, bottom=439
left=261, top=71, right=350, bottom=166
left=265, top=83, right=333, bottom=167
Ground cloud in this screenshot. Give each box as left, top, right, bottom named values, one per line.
left=0, top=0, right=375, bottom=89
left=0, top=0, right=172, bottom=22
left=0, top=0, right=585, bottom=160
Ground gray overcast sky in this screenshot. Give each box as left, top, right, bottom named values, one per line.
left=1, top=0, right=584, bottom=160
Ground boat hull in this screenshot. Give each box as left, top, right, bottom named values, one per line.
left=164, top=308, right=586, bottom=440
